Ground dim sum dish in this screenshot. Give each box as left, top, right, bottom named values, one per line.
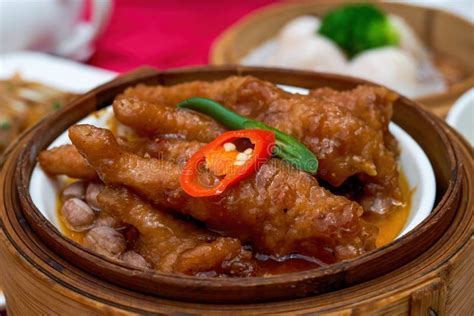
left=212, top=2, right=474, bottom=116
left=1, top=68, right=471, bottom=309
left=34, top=74, right=435, bottom=276
left=239, top=4, right=463, bottom=99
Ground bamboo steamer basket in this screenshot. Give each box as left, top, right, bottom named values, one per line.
left=0, top=67, right=472, bottom=315
left=210, top=1, right=474, bottom=117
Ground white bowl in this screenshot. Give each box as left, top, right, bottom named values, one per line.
left=29, top=86, right=436, bottom=241
left=446, top=88, right=474, bottom=146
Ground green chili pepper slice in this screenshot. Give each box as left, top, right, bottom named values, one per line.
left=177, top=97, right=318, bottom=174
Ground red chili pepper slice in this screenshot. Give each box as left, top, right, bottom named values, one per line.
left=180, top=130, right=275, bottom=197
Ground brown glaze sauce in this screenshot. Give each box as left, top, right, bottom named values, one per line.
left=364, top=172, right=412, bottom=248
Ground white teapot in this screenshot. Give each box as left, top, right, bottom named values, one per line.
left=0, top=0, right=112, bottom=60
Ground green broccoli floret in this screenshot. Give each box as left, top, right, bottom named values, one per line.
left=318, top=4, right=399, bottom=58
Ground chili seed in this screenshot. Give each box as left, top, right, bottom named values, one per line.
left=234, top=160, right=246, bottom=166
left=223, top=142, right=236, bottom=152
left=236, top=152, right=248, bottom=161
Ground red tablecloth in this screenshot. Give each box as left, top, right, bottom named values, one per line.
left=88, top=0, right=280, bottom=72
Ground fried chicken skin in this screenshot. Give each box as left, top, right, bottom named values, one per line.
left=38, top=144, right=98, bottom=180
left=97, top=186, right=254, bottom=276
left=309, top=86, right=399, bottom=155
left=69, top=124, right=377, bottom=263
left=115, top=77, right=402, bottom=214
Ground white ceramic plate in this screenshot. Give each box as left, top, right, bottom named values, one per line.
left=446, top=88, right=474, bottom=146
left=0, top=51, right=116, bottom=92
left=30, top=86, right=436, bottom=241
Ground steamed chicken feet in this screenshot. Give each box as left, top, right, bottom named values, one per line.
left=114, top=97, right=225, bottom=141
left=39, top=145, right=255, bottom=275
left=309, top=86, right=399, bottom=154
left=114, top=77, right=402, bottom=214
left=38, top=144, right=98, bottom=180
left=38, top=137, right=202, bottom=180
left=97, top=186, right=255, bottom=276
left=69, top=124, right=378, bottom=263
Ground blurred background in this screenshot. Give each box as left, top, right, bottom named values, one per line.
left=89, top=0, right=279, bottom=71
left=0, top=0, right=472, bottom=71
left=90, top=0, right=474, bottom=72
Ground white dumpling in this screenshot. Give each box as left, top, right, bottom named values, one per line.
left=242, top=16, right=323, bottom=67
left=388, top=14, right=429, bottom=60
left=389, top=15, right=446, bottom=95
left=267, top=34, right=347, bottom=72
left=277, top=16, right=321, bottom=43
left=348, top=47, right=418, bottom=96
